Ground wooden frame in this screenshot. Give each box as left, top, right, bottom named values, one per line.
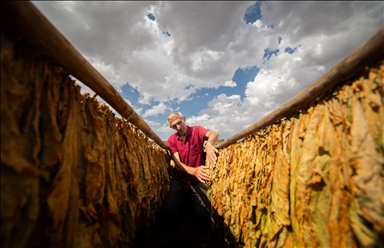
left=0, top=1, right=169, bottom=150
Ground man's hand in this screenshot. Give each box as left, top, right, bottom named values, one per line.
left=205, top=141, right=218, bottom=167
left=187, top=166, right=210, bottom=183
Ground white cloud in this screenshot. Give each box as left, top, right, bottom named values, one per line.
left=223, top=80, right=237, bottom=87
left=31, top=1, right=384, bottom=141
left=143, top=102, right=168, bottom=117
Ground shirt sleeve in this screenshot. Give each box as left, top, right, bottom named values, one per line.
left=167, top=135, right=178, bottom=155
left=196, top=126, right=209, bottom=143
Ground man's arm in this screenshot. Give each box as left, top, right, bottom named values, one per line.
left=204, top=130, right=219, bottom=166
left=171, top=152, right=210, bottom=183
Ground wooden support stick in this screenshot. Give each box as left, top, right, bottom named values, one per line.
left=0, top=1, right=168, bottom=150
left=216, top=26, right=384, bottom=149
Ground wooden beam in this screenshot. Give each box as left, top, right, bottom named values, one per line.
left=0, top=1, right=169, bottom=150
left=216, top=26, right=384, bottom=149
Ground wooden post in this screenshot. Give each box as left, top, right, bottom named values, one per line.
left=0, top=1, right=168, bottom=150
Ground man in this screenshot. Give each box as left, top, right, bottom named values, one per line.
left=164, top=110, right=219, bottom=227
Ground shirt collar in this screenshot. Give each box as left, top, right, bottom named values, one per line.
left=176, top=126, right=191, bottom=140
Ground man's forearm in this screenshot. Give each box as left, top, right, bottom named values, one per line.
left=205, top=131, right=219, bottom=147
left=172, top=155, right=191, bottom=174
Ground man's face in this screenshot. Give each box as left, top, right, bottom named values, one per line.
left=169, top=116, right=187, bottom=135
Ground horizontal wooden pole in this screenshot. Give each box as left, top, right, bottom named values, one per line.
left=0, top=1, right=168, bottom=150
left=216, top=26, right=384, bottom=149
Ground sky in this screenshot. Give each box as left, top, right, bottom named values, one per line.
left=31, top=1, right=383, bottom=141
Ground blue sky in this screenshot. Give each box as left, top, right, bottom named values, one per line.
left=123, top=2, right=262, bottom=133
left=32, top=1, right=383, bottom=141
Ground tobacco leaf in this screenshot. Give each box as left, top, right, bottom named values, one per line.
left=209, top=60, right=384, bottom=247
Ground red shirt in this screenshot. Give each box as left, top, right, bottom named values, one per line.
left=167, top=126, right=208, bottom=185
